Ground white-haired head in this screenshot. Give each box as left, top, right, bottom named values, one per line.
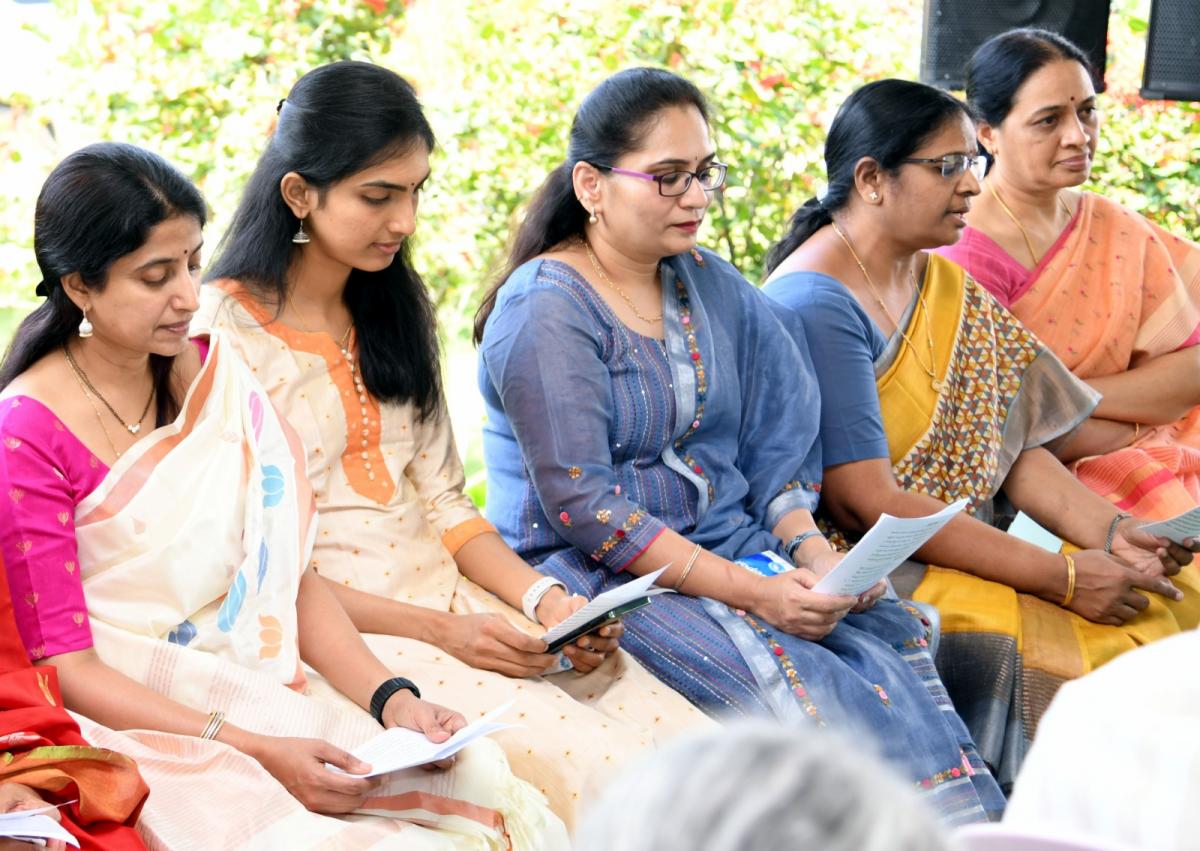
left=575, top=720, right=952, bottom=851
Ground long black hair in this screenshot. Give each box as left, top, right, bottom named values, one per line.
left=966, top=28, right=1094, bottom=127
left=205, top=60, right=441, bottom=419
left=0, top=142, right=207, bottom=425
left=764, top=79, right=972, bottom=276
left=472, top=67, right=709, bottom=344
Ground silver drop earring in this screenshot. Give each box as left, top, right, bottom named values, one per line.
left=78, top=309, right=93, bottom=338
left=292, top=218, right=311, bottom=244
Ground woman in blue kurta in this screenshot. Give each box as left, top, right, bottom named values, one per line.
left=474, top=68, right=1003, bottom=823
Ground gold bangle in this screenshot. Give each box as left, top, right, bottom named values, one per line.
left=1131, top=422, right=1142, bottom=444
left=200, top=710, right=226, bottom=741
left=1060, top=554, right=1077, bottom=607
left=673, top=543, right=702, bottom=592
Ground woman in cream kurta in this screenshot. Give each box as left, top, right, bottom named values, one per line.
left=195, top=283, right=710, bottom=827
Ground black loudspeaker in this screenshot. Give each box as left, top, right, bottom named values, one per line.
left=1141, top=0, right=1200, bottom=100
left=920, top=0, right=1110, bottom=92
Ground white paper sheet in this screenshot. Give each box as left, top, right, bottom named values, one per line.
left=331, top=700, right=517, bottom=778
left=1006, top=512, right=1064, bottom=553
left=0, top=805, right=80, bottom=848
left=1141, top=505, right=1200, bottom=546
left=812, top=499, right=968, bottom=596
left=539, top=566, right=672, bottom=646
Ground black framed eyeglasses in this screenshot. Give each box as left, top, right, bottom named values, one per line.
left=592, top=162, right=728, bottom=196
left=900, top=154, right=987, bottom=181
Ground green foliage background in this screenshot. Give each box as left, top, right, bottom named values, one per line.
left=1, top=0, right=1196, bottom=499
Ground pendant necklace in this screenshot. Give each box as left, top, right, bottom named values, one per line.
left=64, top=344, right=155, bottom=437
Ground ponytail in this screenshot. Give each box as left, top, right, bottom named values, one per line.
left=763, top=197, right=832, bottom=276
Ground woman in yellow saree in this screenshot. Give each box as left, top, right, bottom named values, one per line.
left=937, top=28, right=1200, bottom=521
left=762, top=79, right=1200, bottom=789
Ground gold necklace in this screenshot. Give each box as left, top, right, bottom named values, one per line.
left=287, top=294, right=353, bottom=352
left=831, top=222, right=942, bottom=392
left=584, top=241, right=664, bottom=325
left=63, top=344, right=154, bottom=435
left=64, top=352, right=124, bottom=459
left=986, top=182, right=1073, bottom=266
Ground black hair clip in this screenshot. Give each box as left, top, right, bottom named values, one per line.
left=276, top=98, right=286, bottom=114
left=34, top=279, right=49, bottom=298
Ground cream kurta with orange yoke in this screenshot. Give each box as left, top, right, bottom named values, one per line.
left=194, top=281, right=711, bottom=828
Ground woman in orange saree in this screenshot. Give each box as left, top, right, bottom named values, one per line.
left=937, top=27, right=1200, bottom=521
left=0, top=553, right=147, bottom=851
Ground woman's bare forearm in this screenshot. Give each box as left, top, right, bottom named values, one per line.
left=1050, top=417, right=1136, bottom=464
left=1088, top=346, right=1200, bottom=425
left=1001, top=447, right=1120, bottom=549
left=297, top=570, right=396, bottom=711
left=37, top=649, right=260, bottom=755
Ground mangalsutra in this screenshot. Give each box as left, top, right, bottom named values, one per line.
left=584, top=241, right=664, bottom=325
left=831, top=222, right=942, bottom=392
left=64, top=344, right=154, bottom=435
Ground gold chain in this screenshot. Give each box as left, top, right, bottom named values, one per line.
left=831, top=222, right=942, bottom=392
left=63, top=344, right=154, bottom=435
left=584, top=241, right=664, bottom=324
left=287, top=293, right=353, bottom=353
left=986, top=182, right=1072, bottom=267
left=64, top=353, right=124, bottom=458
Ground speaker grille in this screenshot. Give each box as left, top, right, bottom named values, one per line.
left=920, top=0, right=1110, bottom=91
left=1141, top=0, right=1200, bottom=100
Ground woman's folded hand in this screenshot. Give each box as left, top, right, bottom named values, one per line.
left=1112, top=519, right=1197, bottom=581
left=247, top=734, right=378, bottom=814
left=440, top=612, right=556, bottom=678
left=751, top=569, right=857, bottom=640
left=1067, top=550, right=1183, bottom=625
left=537, top=591, right=624, bottom=674
left=381, top=691, right=467, bottom=770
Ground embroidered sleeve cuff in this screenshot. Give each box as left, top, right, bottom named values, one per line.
left=588, top=509, right=667, bottom=572
left=441, top=517, right=497, bottom=556
left=765, top=480, right=821, bottom=530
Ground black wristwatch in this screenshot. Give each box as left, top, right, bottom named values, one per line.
left=369, top=676, right=421, bottom=725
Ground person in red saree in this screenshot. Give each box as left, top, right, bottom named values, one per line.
left=0, top=552, right=147, bottom=851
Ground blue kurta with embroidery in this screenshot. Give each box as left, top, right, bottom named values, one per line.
left=479, top=248, right=1004, bottom=822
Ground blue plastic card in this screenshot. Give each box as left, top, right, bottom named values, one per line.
left=734, top=550, right=795, bottom=576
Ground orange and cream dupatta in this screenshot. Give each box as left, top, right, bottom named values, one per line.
left=67, top=333, right=566, bottom=851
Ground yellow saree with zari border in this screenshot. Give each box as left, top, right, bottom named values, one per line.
left=873, top=254, right=1200, bottom=788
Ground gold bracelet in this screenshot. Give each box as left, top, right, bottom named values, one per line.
left=200, top=710, right=226, bottom=741
left=1132, top=422, right=1142, bottom=444
left=673, top=543, right=703, bottom=592
left=1060, top=554, right=1077, bottom=607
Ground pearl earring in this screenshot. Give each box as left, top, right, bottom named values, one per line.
left=588, top=209, right=598, bottom=224
left=869, top=192, right=880, bottom=202
left=78, top=310, right=93, bottom=338
left=292, top=218, right=311, bottom=245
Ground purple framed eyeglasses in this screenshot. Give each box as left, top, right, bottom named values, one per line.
left=591, top=162, right=728, bottom=197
